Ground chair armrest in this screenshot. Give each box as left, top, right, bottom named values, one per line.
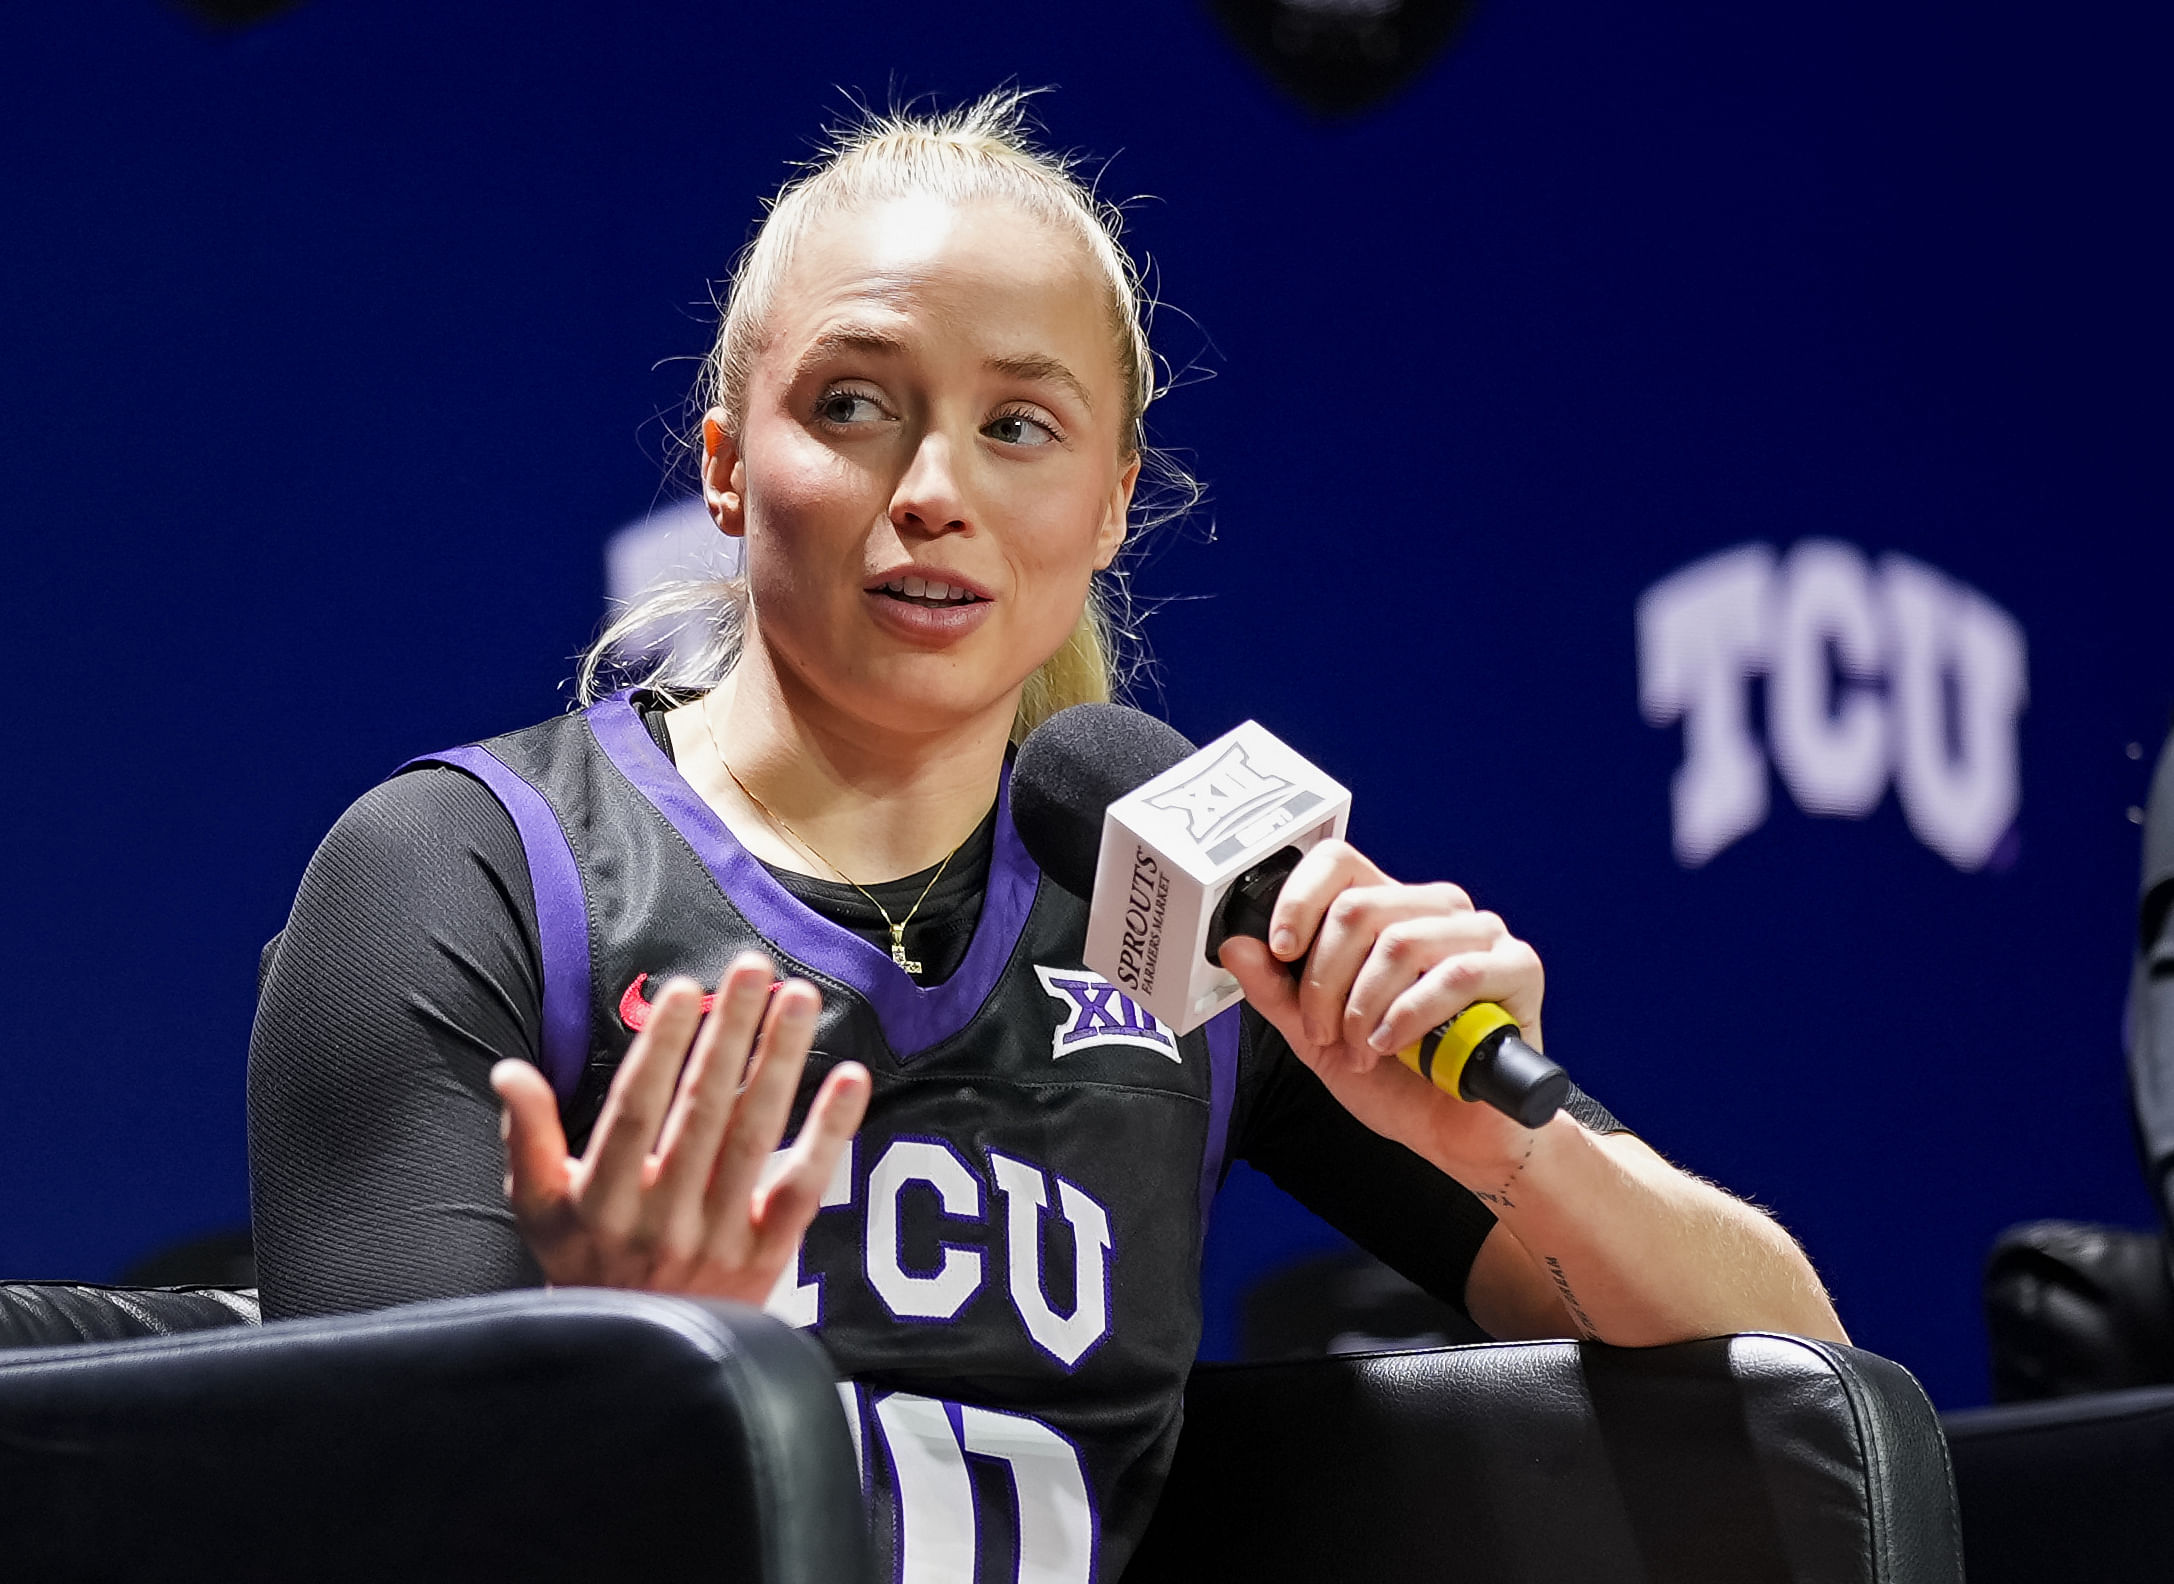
left=1125, top=1333, right=1960, bottom=1584
left=1943, top=1385, right=2174, bottom=1584
left=0, top=1288, right=871, bottom=1584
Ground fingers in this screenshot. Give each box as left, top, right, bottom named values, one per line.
left=749, top=1061, right=872, bottom=1265
left=1338, top=904, right=1506, bottom=1054
left=645, top=953, right=777, bottom=1272
left=1243, top=839, right=1544, bottom=1076
left=1369, top=933, right=1545, bottom=1058
left=580, top=976, right=707, bottom=1239
left=1219, top=934, right=1305, bottom=1047
left=493, top=1058, right=574, bottom=1235
left=1264, top=840, right=1392, bottom=963
left=1268, top=840, right=1395, bottom=1053
left=651, top=953, right=772, bottom=1169
left=702, top=979, right=824, bottom=1255
left=1304, top=882, right=1477, bottom=1058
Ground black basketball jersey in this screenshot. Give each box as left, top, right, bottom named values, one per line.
left=412, top=691, right=1239, bottom=1583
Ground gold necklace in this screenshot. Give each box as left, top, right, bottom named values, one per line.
left=701, top=697, right=965, bottom=976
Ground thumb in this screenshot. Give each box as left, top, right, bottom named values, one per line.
left=1219, top=936, right=1308, bottom=1053
left=491, top=1059, right=572, bottom=1225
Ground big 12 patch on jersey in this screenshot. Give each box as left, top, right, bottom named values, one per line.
left=1205, top=0, right=1479, bottom=117
left=1034, top=966, right=1182, bottom=1062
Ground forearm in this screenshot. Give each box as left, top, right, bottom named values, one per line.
left=1452, top=1116, right=1847, bottom=1347
left=1213, top=855, right=1845, bottom=1348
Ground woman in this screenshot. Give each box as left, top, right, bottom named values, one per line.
left=248, top=94, right=1844, bottom=1581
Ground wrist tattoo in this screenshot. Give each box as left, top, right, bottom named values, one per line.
left=1542, top=1254, right=1600, bottom=1340
left=1471, top=1136, right=1537, bottom=1212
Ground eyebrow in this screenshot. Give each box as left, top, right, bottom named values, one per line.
left=791, top=326, right=911, bottom=383
left=986, top=352, right=1096, bottom=415
left=793, top=325, right=1096, bottom=415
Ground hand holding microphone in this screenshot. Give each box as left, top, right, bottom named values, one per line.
left=1013, top=705, right=1570, bottom=1130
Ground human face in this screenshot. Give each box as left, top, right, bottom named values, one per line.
left=705, top=193, right=1138, bottom=739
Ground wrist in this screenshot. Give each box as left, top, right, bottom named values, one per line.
left=1424, top=1105, right=1585, bottom=1209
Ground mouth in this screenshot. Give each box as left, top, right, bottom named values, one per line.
left=870, top=574, right=989, bottom=609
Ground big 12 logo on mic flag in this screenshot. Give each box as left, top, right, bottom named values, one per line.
left=1206, top=0, right=1480, bottom=117
left=1146, top=740, right=1324, bottom=863
left=1085, top=721, right=1351, bottom=1034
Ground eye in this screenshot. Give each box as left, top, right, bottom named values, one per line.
left=985, top=408, right=1061, bottom=448
left=814, top=387, right=888, bottom=427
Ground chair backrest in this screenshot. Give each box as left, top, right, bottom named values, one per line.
left=1126, top=1332, right=1961, bottom=1584
left=0, top=1281, right=259, bottom=1349
left=0, top=1288, right=870, bottom=1584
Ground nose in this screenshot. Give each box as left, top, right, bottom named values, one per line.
left=889, top=431, right=971, bottom=539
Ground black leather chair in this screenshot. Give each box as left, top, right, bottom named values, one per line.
left=1129, top=1332, right=1961, bottom=1584
left=0, top=1278, right=259, bottom=1347
left=0, top=1283, right=1961, bottom=1583
left=0, top=1284, right=871, bottom=1584
left=1943, top=1385, right=2174, bottom=1584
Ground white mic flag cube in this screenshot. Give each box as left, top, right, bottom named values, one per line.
left=1083, top=720, right=1351, bottom=1034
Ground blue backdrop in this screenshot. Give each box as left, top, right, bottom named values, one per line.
left=4, top=0, right=2168, bottom=1411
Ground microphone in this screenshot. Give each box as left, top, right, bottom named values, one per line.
left=1013, top=703, right=1570, bottom=1129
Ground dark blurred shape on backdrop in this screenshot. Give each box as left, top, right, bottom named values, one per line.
left=2133, top=719, right=2174, bottom=1239
left=119, top=1227, right=257, bottom=1290
left=170, top=0, right=306, bottom=31
left=1204, top=0, right=1476, bottom=116
left=1982, top=725, right=2174, bottom=1402
left=1983, top=1221, right=2174, bottom=1401
left=1239, top=1248, right=1487, bottom=1360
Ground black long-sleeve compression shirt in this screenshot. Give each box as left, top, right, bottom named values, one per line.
left=246, top=706, right=1618, bottom=1322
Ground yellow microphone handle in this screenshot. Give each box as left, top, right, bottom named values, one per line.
left=1397, top=1003, right=1568, bottom=1129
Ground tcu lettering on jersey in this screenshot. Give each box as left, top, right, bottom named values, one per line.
left=1032, top=966, right=1178, bottom=1061
left=765, top=1138, right=1115, bottom=1370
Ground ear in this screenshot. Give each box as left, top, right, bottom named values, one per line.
left=702, top=410, right=747, bottom=538
left=1092, top=454, right=1141, bottom=571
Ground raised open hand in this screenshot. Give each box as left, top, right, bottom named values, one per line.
left=489, top=950, right=869, bottom=1300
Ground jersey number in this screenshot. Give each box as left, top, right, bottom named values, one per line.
left=840, top=1384, right=1095, bottom=1584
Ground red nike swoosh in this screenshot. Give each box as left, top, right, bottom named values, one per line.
left=618, top=972, right=784, bottom=1032
left=619, top=972, right=717, bottom=1031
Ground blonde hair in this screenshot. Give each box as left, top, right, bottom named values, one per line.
left=578, top=89, right=1194, bottom=741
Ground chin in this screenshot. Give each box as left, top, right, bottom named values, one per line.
left=845, top=669, right=1032, bottom=741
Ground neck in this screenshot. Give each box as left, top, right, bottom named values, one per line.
left=667, top=647, right=1014, bottom=884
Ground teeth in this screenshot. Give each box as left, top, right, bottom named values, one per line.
left=877, top=575, right=976, bottom=603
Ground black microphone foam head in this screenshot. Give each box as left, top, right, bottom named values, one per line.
left=1012, top=703, right=1197, bottom=898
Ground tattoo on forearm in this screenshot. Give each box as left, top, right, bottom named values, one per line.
left=1542, top=1254, right=1600, bottom=1339
left=1472, top=1136, right=1537, bottom=1211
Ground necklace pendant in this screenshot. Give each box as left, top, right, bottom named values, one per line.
left=889, top=928, right=922, bottom=977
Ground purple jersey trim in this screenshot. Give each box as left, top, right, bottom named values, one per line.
left=400, top=745, right=591, bottom=1105
left=1198, top=1007, right=1241, bottom=1232
left=582, top=691, right=1039, bottom=1060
